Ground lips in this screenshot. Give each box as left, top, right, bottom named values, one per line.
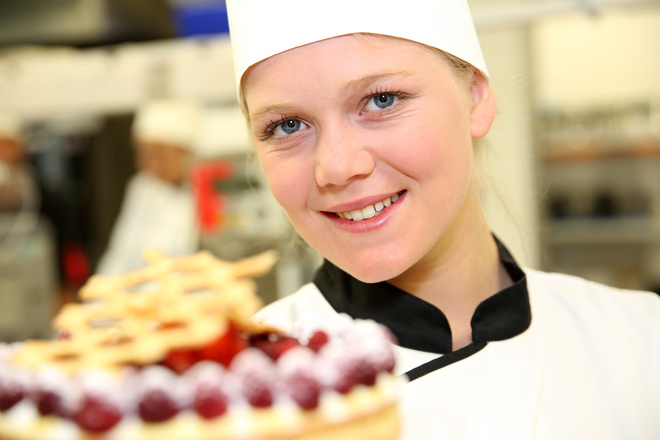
left=335, top=191, right=404, bottom=221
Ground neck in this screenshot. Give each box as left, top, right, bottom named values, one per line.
left=389, top=180, right=512, bottom=351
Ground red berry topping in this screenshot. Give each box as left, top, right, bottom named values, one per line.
left=278, top=347, right=321, bottom=410
left=0, top=384, right=25, bottom=412
left=252, top=335, right=300, bottom=361
left=245, top=384, right=273, bottom=408
left=162, top=349, right=199, bottom=374
left=194, top=386, right=228, bottom=419
left=286, top=374, right=320, bottom=410
left=317, top=344, right=358, bottom=394
left=138, top=389, right=179, bottom=423
left=349, top=321, right=397, bottom=376
left=198, top=322, right=248, bottom=366
left=0, top=371, right=28, bottom=413
left=333, top=367, right=358, bottom=394
left=36, top=390, right=65, bottom=417
left=355, top=359, right=378, bottom=386
left=72, top=394, right=122, bottom=433
left=187, top=361, right=231, bottom=419
left=231, top=349, right=275, bottom=408
left=307, top=330, right=329, bottom=352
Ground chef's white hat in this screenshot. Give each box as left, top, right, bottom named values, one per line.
left=132, top=99, right=201, bottom=150
left=226, top=0, right=488, bottom=89
left=0, top=112, right=24, bottom=141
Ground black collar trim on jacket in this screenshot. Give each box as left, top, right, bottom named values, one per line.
left=313, top=237, right=531, bottom=355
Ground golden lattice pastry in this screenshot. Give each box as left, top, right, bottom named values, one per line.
left=0, top=250, right=403, bottom=440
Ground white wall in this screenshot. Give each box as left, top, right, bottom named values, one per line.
left=532, top=6, right=660, bottom=110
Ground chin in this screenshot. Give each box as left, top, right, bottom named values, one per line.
left=331, top=253, right=411, bottom=285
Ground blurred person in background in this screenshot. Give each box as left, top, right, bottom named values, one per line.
left=0, top=112, right=39, bottom=216
left=95, top=99, right=201, bottom=275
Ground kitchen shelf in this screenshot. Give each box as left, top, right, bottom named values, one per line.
left=544, top=216, right=660, bottom=246
left=543, top=138, right=660, bottom=163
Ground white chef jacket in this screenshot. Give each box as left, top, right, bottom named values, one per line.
left=253, top=241, right=660, bottom=440
left=95, top=172, right=199, bottom=276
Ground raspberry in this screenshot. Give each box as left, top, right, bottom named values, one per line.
left=307, top=330, right=329, bottom=352
left=252, top=335, right=300, bottom=361
left=187, top=362, right=230, bottom=419
left=278, top=347, right=320, bottom=409
left=231, top=349, right=275, bottom=408
left=355, top=359, right=378, bottom=386
left=286, top=374, right=320, bottom=410
left=138, top=389, right=179, bottom=423
left=36, top=390, right=65, bottom=417
left=333, top=367, right=358, bottom=394
left=245, top=384, right=273, bottom=408
left=194, top=386, right=228, bottom=419
left=198, top=322, right=248, bottom=367
left=0, top=384, right=25, bottom=412
left=0, top=371, right=28, bottom=413
left=72, top=394, right=122, bottom=433
left=317, top=344, right=358, bottom=394
left=347, top=321, right=396, bottom=377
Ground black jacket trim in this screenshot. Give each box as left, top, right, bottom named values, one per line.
left=313, top=237, right=531, bottom=357
left=404, top=342, right=488, bottom=381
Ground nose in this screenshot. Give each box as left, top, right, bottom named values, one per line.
left=314, top=123, right=375, bottom=188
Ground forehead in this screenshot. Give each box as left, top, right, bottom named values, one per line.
left=242, top=34, right=450, bottom=107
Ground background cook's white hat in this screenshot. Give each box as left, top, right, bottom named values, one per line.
left=132, top=99, right=201, bottom=150
left=193, top=105, right=251, bottom=158
left=226, top=0, right=488, bottom=90
left=0, top=112, right=25, bottom=141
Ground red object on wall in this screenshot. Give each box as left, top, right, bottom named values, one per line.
left=61, top=241, right=91, bottom=287
left=192, top=161, right=235, bottom=233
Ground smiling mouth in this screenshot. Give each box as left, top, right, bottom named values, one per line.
left=335, top=191, right=405, bottom=221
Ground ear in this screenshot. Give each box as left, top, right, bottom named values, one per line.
left=469, top=71, right=496, bottom=138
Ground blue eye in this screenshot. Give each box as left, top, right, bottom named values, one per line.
left=275, top=119, right=302, bottom=134
left=274, top=118, right=304, bottom=136
left=373, top=94, right=396, bottom=109
left=365, top=92, right=404, bottom=112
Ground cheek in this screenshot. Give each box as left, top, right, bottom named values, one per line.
left=259, top=154, right=310, bottom=216
left=392, top=113, right=473, bottom=182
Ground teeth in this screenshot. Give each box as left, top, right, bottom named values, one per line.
left=336, top=193, right=401, bottom=222
left=350, top=210, right=364, bottom=221
left=362, top=204, right=376, bottom=219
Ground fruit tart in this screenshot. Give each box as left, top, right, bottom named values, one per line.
left=0, top=250, right=404, bottom=440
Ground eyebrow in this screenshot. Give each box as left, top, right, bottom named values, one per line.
left=249, top=70, right=415, bottom=124
left=250, top=102, right=299, bottom=126
left=340, top=71, right=415, bottom=96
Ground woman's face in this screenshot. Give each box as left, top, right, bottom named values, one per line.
left=243, top=35, right=494, bottom=283
left=135, top=140, right=189, bottom=186
left=0, top=137, right=25, bottom=166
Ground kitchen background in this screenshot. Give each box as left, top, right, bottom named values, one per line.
left=0, top=0, right=659, bottom=341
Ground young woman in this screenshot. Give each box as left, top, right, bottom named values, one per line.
left=225, top=1, right=660, bottom=438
